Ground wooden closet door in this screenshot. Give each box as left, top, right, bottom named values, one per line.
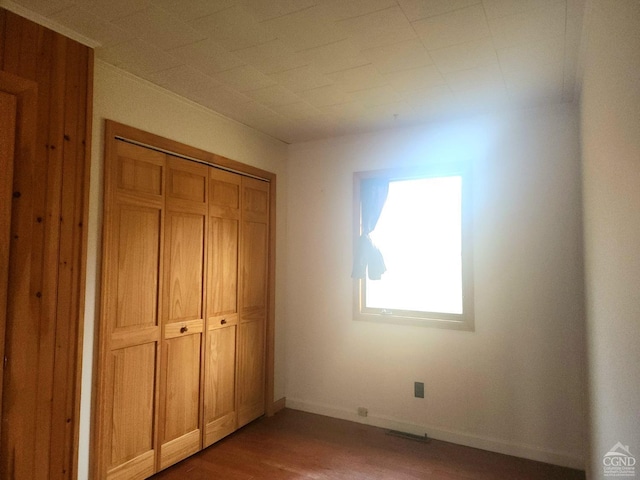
left=158, top=157, right=207, bottom=470
left=99, top=140, right=164, bottom=480
left=203, top=169, right=240, bottom=447
left=237, top=177, right=270, bottom=428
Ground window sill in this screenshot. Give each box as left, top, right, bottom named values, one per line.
left=353, top=310, right=474, bottom=331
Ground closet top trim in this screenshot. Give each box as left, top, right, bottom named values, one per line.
left=115, top=136, right=270, bottom=183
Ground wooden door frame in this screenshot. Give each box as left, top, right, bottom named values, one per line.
left=0, top=84, right=17, bottom=445
left=92, top=120, right=278, bottom=476
left=0, top=70, right=37, bottom=468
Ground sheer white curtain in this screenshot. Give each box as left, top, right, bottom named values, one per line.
left=352, top=177, right=389, bottom=280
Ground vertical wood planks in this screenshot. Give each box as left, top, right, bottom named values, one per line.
left=33, top=25, right=58, bottom=480
left=51, top=37, right=83, bottom=480
left=0, top=8, right=92, bottom=480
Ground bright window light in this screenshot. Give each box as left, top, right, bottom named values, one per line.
left=366, top=176, right=463, bottom=315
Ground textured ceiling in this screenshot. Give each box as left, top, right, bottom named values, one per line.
left=8, top=0, right=586, bottom=143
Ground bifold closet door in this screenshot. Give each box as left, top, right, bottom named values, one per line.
left=158, top=157, right=208, bottom=469
left=204, top=169, right=241, bottom=447
left=99, top=141, right=164, bottom=480
left=97, top=123, right=274, bottom=478
left=237, top=177, right=270, bottom=427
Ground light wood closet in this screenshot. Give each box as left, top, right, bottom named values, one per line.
left=94, top=121, right=274, bottom=480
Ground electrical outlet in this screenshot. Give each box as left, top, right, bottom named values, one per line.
left=357, top=407, right=368, bottom=417
left=414, top=382, right=424, bottom=398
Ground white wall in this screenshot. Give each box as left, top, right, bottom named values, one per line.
left=580, top=1, right=640, bottom=478
left=78, top=61, right=288, bottom=479
left=285, top=103, right=586, bottom=468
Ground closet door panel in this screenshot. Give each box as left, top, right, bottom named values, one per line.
left=208, top=217, right=238, bottom=314
left=159, top=333, right=202, bottom=470
left=209, top=171, right=240, bottom=216
left=109, top=344, right=157, bottom=471
left=204, top=323, right=237, bottom=446
left=99, top=139, right=164, bottom=480
left=240, top=178, right=269, bottom=321
left=237, top=319, right=265, bottom=427
left=166, top=213, right=204, bottom=321
left=116, top=141, right=164, bottom=199
left=237, top=177, right=269, bottom=427
left=162, top=334, right=201, bottom=440
left=204, top=169, right=240, bottom=445
left=240, top=221, right=268, bottom=320
left=167, top=161, right=207, bottom=203
left=242, top=181, right=269, bottom=222
left=107, top=204, right=161, bottom=478
left=115, top=206, right=161, bottom=330
left=117, top=157, right=162, bottom=196
left=159, top=157, right=207, bottom=470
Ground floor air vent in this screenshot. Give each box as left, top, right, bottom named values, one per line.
left=386, top=430, right=430, bottom=443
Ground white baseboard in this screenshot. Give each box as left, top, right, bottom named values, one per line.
left=285, top=397, right=584, bottom=471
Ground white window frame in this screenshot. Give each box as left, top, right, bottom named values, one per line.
left=352, top=165, right=474, bottom=331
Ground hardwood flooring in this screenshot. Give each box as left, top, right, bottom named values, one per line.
left=151, top=409, right=585, bottom=480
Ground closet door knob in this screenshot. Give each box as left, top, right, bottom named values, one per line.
left=180, top=326, right=188, bottom=333
left=220, top=319, right=227, bottom=325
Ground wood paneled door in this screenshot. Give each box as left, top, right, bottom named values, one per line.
left=237, top=177, right=270, bottom=428
left=97, top=140, right=165, bottom=480
left=159, top=157, right=208, bottom=470
left=94, top=121, right=276, bottom=479
left=204, top=169, right=241, bottom=447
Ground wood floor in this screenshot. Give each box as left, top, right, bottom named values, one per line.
left=151, top=409, right=585, bottom=480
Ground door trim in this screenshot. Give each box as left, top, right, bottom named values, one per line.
left=0, top=86, right=17, bottom=446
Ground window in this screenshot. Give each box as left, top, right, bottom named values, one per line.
left=353, top=167, right=473, bottom=330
